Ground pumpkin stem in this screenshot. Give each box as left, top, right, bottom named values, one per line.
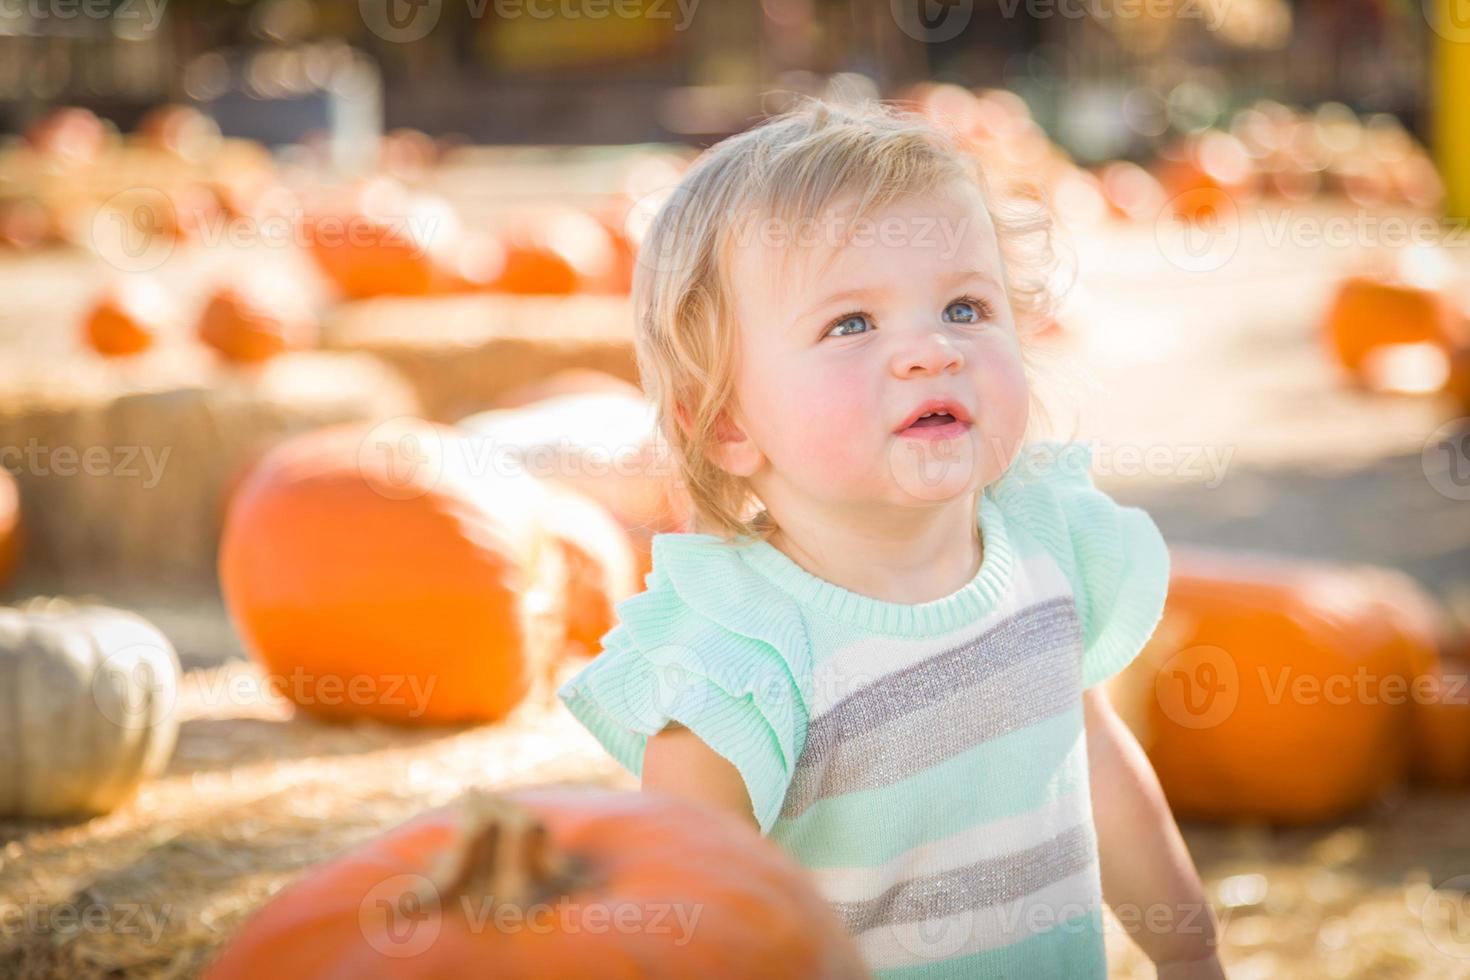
left=412, top=789, right=590, bottom=911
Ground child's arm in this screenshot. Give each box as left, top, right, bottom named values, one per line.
left=643, top=721, right=761, bottom=833
left=1083, top=687, right=1227, bottom=979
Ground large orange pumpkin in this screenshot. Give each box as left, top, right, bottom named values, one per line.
left=1322, top=276, right=1467, bottom=379
left=202, top=787, right=871, bottom=979
left=83, top=277, right=178, bottom=357
left=1114, top=546, right=1446, bottom=824
left=197, top=285, right=317, bottom=364
left=0, top=468, right=19, bottom=589
left=219, top=420, right=561, bottom=725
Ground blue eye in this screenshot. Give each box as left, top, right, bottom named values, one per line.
left=826, top=313, right=872, bottom=338
left=944, top=299, right=985, bottom=324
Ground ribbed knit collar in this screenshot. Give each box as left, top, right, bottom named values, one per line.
left=730, top=488, right=1015, bottom=636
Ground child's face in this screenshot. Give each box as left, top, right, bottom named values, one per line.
left=717, top=178, right=1030, bottom=517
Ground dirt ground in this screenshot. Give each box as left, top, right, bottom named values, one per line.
left=3, top=196, right=1470, bottom=978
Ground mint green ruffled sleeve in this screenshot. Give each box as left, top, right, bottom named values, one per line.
left=990, top=440, right=1171, bottom=688
left=556, top=537, right=813, bottom=836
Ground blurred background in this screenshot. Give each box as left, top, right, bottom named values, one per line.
left=1, top=1, right=1469, bottom=978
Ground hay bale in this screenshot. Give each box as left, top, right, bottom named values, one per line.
left=320, top=293, right=637, bottom=421
left=0, top=350, right=419, bottom=592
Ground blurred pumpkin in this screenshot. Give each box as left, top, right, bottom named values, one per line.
left=197, top=285, right=317, bottom=364
left=493, top=240, right=581, bottom=295
left=0, top=468, right=18, bottom=588
left=202, top=786, right=871, bottom=980
left=1445, top=343, right=1470, bottom=411
left=1155, top=131, right=1260, bottom=222
left=0, top=195, right=52, bottom=249
left=532, top=481, right=640, bottom=658
left=1096, top=161, right=1167, bottom=221
left=24, top=106, right=108, bottom=166
left=303, top=178, right=462, bottom=299
left=135, top=104, right=223, bottom=164
left=378, top=127, right=440, bottom=180
left=219, top=420, right=564, bottom=726
left=1112, top=546, right=1446, bottom=824
left=1410, top=655, right=1470, bottom=788
left=460, top=391, right=689, bottom=584
left=83, top=276, right=179, bottom=357
left=0, top=598, right=180, bottom=817
left=1321, top=276, right=1467, bottom=380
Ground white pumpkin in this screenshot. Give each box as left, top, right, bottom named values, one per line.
left=0, top=598, right=181, bottom=817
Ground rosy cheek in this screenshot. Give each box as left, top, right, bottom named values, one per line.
left=772, top=363, right=872, bottom=469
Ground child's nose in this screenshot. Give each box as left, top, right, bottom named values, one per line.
left=892, top=329, right=964, bottom=377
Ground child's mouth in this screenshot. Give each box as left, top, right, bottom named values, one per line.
left=899, top=413, right=969, bottom=440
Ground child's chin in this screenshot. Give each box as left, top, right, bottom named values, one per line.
left=886, top=454, right=980, bottom=503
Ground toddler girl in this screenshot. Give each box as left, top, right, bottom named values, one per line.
left=558, top=97, right=1225, bottom=980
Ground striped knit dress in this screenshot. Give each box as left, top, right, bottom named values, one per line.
left=557, top=440, right=1170, bottom=979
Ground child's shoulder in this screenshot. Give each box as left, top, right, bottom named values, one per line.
left=988, top=439, right=1171, bottom=688
left=555, top=530, right=814, bottom=835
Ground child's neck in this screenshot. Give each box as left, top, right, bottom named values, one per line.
left=763, top=498, right=983, bottom=606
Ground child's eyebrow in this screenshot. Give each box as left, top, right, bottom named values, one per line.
left=794, top=268, right=1001, bottom=323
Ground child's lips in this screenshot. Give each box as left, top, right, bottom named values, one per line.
left=897, top=418, right=971, bottom=441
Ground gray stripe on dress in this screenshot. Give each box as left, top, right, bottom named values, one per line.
left=830, top=822, right=1097, bottom=937
left=781, top=596, right=1082, bottom=820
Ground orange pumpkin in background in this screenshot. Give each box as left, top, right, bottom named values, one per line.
left=219, top=420, right=559, bottom=726
left=1155, top=131, right=1260, bottom=222
left=459, top=391, right=690, bottom=585
left=83, top=277, right=179, bottom=356
left=24, top=106, right=108, bottom=165
left=492, top=240, right=581, bottom=295
left=1446, top=344, right=1470, bottom=411
left=0, top=468, right=19, bottom=589
left=1096, top=161, right=1167, bottom=222
left=197, top=285, right=316, bottom=363
left=532, top=481, right=640, bottom=658
left=202, top=787, right=871, bottom=980
left=302, top=178, right=462, bottom=298
left=1322, top=276, right=1467, bottom=380
left=1112, top=546, right=1447, bottom=824
left=134, top=104, right=222, bottom=163
left=1410, top=654, right=1470, bottom=788
left=490, top=209, right=623, bottom=295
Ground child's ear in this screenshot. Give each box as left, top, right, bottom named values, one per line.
left=706, top=405, right=765, bottom=478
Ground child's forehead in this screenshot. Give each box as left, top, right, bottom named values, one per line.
left=722, top=179, right=999, bottom=295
